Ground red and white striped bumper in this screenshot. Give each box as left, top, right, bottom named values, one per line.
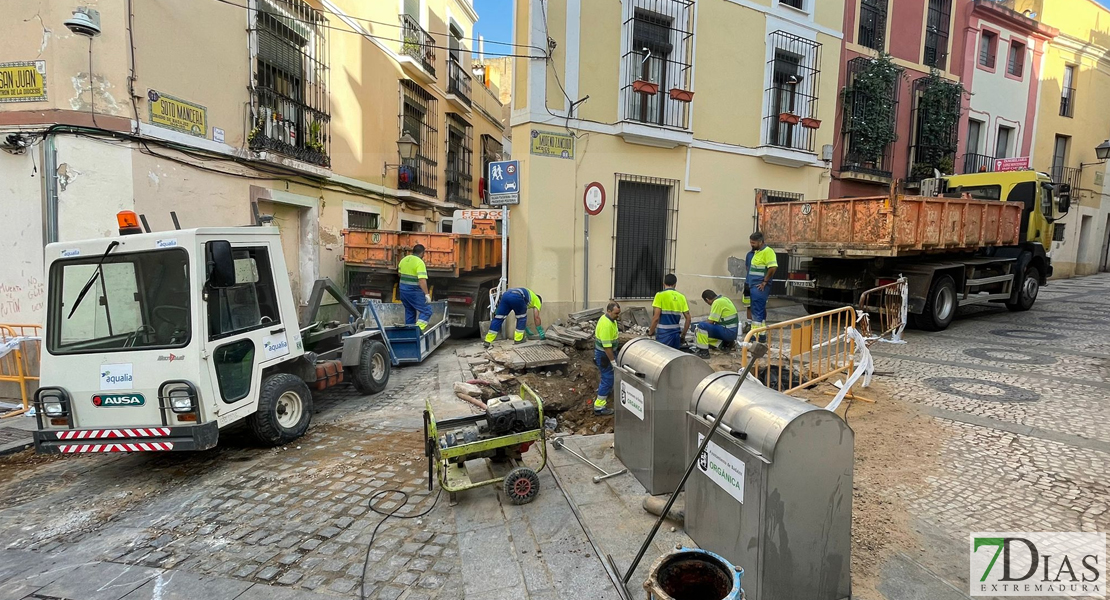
left=34, top=421, right=218, bottom=454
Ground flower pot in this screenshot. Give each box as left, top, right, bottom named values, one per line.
left=633, top=80, right=659, bottom=95
left=778, top=112, right=800, bottom=125
left=800, top=117, right=822, bottom=129
left=669, top=88, right=695, bottom=102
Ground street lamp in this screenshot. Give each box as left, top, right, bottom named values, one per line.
left=384, top=132, right=420, bottom=176
left=1095, top=140, right=1110, bottom=162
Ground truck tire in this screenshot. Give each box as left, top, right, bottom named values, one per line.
left=249, top=373, right=313, bottom=447
left=916, top=275, right=957, bottom=331
left=1006, top=266, right=1040, bottom=312
left=352, top=340, right=390, bottom=394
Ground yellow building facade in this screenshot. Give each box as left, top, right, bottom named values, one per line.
left=1015, top=0, right=1110, bottom=276
left=0, top=0, right=506, bottom=322
left=508, top=0, right=844, bottom=318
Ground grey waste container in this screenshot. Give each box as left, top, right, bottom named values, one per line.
left=686, top=371, right=853, bottom=600
left=614, top=337, right=713, bottom=495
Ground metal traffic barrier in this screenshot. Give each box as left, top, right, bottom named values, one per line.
left=857, top=277, right=908, bottom=342
left=0, top=324, right=42, bottom=419
left=742, top=306, right=856, bottom=394
left=614, top=337, right=714, bottom=495
left=686, top=371, right=854, bottom=600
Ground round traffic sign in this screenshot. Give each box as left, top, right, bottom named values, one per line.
left=584, top=182, right=605, bottom=216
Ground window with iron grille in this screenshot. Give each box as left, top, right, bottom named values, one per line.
left=979, top=30, right=997, bottom=69
left=756, top=189, right=804, bottom=203
left=1007, top=40, right=1025, bottom=77
left=908, top=74, right=961, bottom=182
left=480, top=134, right=503, bottom=200
left=446, top=114, right=473, bottom=206
left=347, top=210, right=379, bottom=230
left=842, top=56, right=901, bottom=178
left=621, top=1, right=694, bottom=129
left=612, top=174, right=680, bottom=300
left=858, top=0, right=888, bottom=51
left=923, top=0, right=951, bottom=70
left=1052, top=223, right=1066, bottom=242
left=1060, top=65, right=1076, bottom=117
left=764, top=32, right=822, bottom=153
left=249, top=0, right=330, bottom=167
left=400, top=80, right=439, bottom=197
left=780, top=0, right=805, bottom=9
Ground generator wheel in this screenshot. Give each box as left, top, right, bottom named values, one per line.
left=249, top=373, right=313, bottom=447
left=352, top=340, right=390, bottom=394
left=503, top=466, right=540, bottom=505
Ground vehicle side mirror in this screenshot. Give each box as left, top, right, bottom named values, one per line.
left=207, top=241, right=236, bottom=288
left=1057, top=184, right=1072, bottom=214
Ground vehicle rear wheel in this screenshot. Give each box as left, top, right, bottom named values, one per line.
left=249, top=373, right=313, bottom=446
left=916, top=275, right=957, bottom=331
left=1006, top=266, right=1040, bottom=312
left=352, top=340, right=391, bottom=394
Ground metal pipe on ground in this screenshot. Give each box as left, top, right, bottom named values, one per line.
left=552, top=437, right=628, bottom=483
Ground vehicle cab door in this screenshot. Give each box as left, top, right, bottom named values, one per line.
left=201, top=240, right=293, bottom=423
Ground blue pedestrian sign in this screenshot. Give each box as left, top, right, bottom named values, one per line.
left=487, top=160, right=520, bottom=206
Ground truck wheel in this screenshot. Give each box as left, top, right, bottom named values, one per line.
left=249, top=373, right=313, bottom=447
left=352, top=340, right=390, bottom=394
left=1006, top=266, right=1040, bottom=312
left=916, top=275, right=957, bottom=331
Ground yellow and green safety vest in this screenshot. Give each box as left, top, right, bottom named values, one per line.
left=398, top=254, right=428, bottom=287
left=595, top=314, right=619, bottom=351
left=652, top=289, right=689, bottom=330
left=708, top=295, right=740, bottom=329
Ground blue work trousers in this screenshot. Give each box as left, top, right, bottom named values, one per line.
left=489, top=290, right=529, bottom=335
left=655, top=328, right=682, bottom=349
left=400, top=284, right=432, bottom=326
left=748, top=280, right=771, bottom=325
left=595, top=350, right=614, bottom=400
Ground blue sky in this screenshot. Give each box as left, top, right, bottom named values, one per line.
left=473, top=0, right=515, bottom=57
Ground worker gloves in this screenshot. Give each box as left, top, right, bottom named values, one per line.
left=537, top=325, right=546, bottom=340
left=425, top=294, right=432, bottom=304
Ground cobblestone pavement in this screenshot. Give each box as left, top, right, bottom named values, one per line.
left=862, top=273, right=1110, bottom=599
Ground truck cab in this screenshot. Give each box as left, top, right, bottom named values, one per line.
left=34, top=216, right=390, bottom=454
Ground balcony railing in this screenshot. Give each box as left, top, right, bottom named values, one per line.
left=842, top=148, right=894, bottom=179
left=447, top=59, right=472, bottom=107
left=1051, top=165, right=1081, bottom=192
left=446, top=167, right=473, bottom=206
left=908, top=145, right=956, bottom=183
left=400, top=14, right=436, bottom=78
left=1060, top=87, right=1076, bottom=118
left=963, top=153, right=995, bottom=174
left=398, top=157, right=437, bottom=198
left=620, top=53, right=694, bottom=130
left=249, top=86, right=330, bottom=168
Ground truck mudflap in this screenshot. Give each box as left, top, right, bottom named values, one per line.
left=34, top=421, right=219, bottom=454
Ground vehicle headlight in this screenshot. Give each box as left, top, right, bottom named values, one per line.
left=168, top=387, right=196, bottom=413
left=43, top=401, right=65, bottom=416
left=38, top=389, right=69, bottom=417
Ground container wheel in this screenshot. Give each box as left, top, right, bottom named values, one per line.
left=249, top=373, right=313, bottom=446
left=916, top=275, right=957, bottom=331
left=503, top=466, right=540, bottom=505
left=352, top=340, right=390, bottom=394
left=1006, top=266, right=1040, bottom=312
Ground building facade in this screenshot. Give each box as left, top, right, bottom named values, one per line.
left=0, top=0, right=507, bottom=324
left=509, top=0, right=844, bottom=318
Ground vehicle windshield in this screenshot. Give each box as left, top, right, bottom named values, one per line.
left=48, top=248, right=191, bottom=354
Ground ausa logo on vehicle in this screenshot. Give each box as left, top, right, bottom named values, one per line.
left=92, top=393, right=145, bottom=407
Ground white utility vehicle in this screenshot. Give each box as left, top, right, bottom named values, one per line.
left=33, top=212, right=391, bottom=453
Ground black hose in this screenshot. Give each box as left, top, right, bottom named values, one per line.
left=359, top=487, right=442, bottom=600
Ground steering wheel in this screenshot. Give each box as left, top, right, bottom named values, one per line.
left=125, top=325, right=157, bottom=348
left=152, top=305, right=189, bottom=327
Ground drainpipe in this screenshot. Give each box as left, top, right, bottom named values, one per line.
left=42, top=133, right=59, bottom=244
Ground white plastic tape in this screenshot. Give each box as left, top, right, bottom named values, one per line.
left=825, top=326, right=874, bottom=414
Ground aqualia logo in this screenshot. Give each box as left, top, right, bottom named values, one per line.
left=264, top=339, right=289, bottom=354
left=101, top=370, right=133, bottom=386
left=60, top=248, right=80, bottom=257
left=155, top=239, right=178, bottom=248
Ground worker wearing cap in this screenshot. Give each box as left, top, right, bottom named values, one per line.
left=747, top=232, right=778, bottom=340
left=398, top=244, right=432, bottom=330
left=484, top=287, right=544, bottom=346
left=593, top=301, right=621, bottom=417
left=694, top=290, right=739, bottom=359
left=648, top=274, right=691, bottom=349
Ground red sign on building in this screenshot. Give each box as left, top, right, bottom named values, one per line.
left=994, top=157, right=1030, bottom=172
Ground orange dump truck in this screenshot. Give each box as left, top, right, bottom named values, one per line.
left=760, top=171, right=1068, bottom=331
left=342, top=220, right=502, bottom=335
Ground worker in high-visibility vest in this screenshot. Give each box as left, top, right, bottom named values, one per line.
left=484, top=287, right=545, bottom=347
left=747, top=232, right=778, bottom=340
left=592, top=301, right=621, bottom=416
left=398, top=244, right=432, bottom=330
left=694, top=290, right=740, bottom=359
left=648, top=274, right=691, bottom=349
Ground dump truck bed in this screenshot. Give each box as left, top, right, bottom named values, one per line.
left=758, top=194, right=1024, bottom=258
left=342, top=231, right=502, bottom=276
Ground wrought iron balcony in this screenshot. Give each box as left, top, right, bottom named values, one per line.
left=447, top=59, right=472, bottom=108
left=963, top=153, right=995, bottom=174
left=446, top=167, right=473, bottom=206
left=400, top=14, right=436, bottom=79
left=249, top=86, right=330, bottom=168
left=1051, top=165, right=1081, bottom=192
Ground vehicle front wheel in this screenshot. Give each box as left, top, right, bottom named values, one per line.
left=1006, top=266, right=1040, bottom=312
left=249, top=373, right=313, bottom=446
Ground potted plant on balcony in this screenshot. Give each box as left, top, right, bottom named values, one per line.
left=669, top=88, right=694, bottom=102
left=800, top=117, right=821, bottom=129
left=778, top=112, right=801, bottom=125
left=306, top=120, right=326, bottom=154
left=633, top=79, right=659, bottom=95
left=842, top=54, right=903, bottom=169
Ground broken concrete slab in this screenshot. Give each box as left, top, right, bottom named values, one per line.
left=488, top=344, right=571, bottom=371
left=454, top=381, right=484, bottom=397
left=623, top=306, right=651, bottom=328
left=568, top=307, right=603, bottom=323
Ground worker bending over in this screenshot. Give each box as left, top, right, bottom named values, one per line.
left=649, top=274, right=691, bottom=349
left=694, top=290, right=740, bottom=359
left=398, top=244, right=432, bottom=330
left=592, top=301, right=621, bottom=416
left=747, top=232, right=778, bottom=340
left=484, top=287, right=544, bottom=347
